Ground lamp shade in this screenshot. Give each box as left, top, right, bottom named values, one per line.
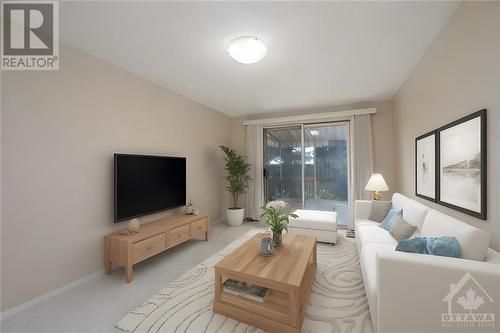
left=365, top=173, right=389, bottom=192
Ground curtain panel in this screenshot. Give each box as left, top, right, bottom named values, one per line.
left=245, top=124, right=264, bottom=220
left=353, top=114, right=374, bottom=201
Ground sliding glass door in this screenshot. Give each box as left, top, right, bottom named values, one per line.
left=304, top=123, right=349, bottom=225
left=263, top=122, right=350, bottom=225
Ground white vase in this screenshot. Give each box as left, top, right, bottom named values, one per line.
left=128, top=218, right=140, bottom=233
left=226, top=208, right=244, bottom=226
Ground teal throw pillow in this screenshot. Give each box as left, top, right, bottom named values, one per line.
left=396, top=236, right=461, bottom=258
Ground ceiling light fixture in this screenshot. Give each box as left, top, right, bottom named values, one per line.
left=310, top=130, right=319, bottom=136
left=227, top=36, right=267, bottom=64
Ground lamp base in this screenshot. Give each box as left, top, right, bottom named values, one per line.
left=372, top=191, right=382, bottom=201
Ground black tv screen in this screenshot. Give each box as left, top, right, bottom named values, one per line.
left=114, top=154, right=186, bottom=222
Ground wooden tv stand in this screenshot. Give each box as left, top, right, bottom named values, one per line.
left=105, top=213, right=208, bottom=282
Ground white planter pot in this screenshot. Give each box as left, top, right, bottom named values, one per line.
left=226, top=208, right=244, bottom=226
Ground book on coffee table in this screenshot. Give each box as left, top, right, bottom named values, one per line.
left=222, top=279, right=269, bottom=303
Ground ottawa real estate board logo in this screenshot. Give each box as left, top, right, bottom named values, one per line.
left=1, top=1, right=59, bottom=70
left=442, top=272, right=495, bottom=329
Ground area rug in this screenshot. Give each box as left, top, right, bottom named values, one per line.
left=116, top=230, right=373, bottom=333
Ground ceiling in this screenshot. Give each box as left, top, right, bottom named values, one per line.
left=59, top=1, right=458, bottom=117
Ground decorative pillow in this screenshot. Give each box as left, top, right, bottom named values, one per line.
left=396, top=236, right=461, bottom=258
left=369, top=200, right=392, bottom=222
left=426, top=237, right=461, bottom=258
left=395, top=237, right=426, bottom=253
left=379, top=208, right=403, bottom=231
left=389, top=217, right=417, bottom=241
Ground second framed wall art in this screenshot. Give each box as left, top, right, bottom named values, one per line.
left=415, top=109, right=487, bottom=220
left=415, top=131, right=437, bottom=202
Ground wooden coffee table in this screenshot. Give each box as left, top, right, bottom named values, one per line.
left=213, top=232, right=317, bottom=333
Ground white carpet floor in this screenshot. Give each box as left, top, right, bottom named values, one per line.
left=1, top=222, right=263, bottom=333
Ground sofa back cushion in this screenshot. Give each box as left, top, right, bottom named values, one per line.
left=402, top=200, right=430, bottom=235
left=392, top=193, right=409, bottom=210
left=421, top=210, right=491, bottom=261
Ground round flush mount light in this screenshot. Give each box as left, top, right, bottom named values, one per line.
left=227, top=36, right=267, bottom=64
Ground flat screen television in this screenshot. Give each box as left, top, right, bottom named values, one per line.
left=114, top=154, right=186, bottom=222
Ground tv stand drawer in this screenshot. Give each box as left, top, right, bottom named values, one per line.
left=191, top=218, right=208, bottom=236
left=132, top=233, right=166, bottom=263
left=168, top=224, right=190, bottom=246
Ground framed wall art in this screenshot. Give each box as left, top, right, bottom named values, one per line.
left=437, top=109, right=487, bottom=220
left=415, top=131, right=437, bottom=202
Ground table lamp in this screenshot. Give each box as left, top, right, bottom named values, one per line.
left=365, top=173, right=389, bottom=200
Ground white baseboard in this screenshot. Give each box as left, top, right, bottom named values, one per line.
left=211, top=218, right=224, bottom=225
left=0, top=269, right=105, bottom=321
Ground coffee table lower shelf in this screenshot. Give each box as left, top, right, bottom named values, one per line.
left=213, top=258, right=316, bottom=333
left=213, top=300, right=299, bottom=333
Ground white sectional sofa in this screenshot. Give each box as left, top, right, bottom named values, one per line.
left=355, top=193, right=500, bottom=333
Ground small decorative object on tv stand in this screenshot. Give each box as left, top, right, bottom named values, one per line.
left=185, top=200, right=195, bottom=214
left=105, top=212, right=209, bottom=282
left=127, top=218, right=140, bottom=233
left=184, top=200, right=200, bottom=215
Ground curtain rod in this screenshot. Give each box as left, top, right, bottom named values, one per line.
left=242, top=108, right=376, bottom=126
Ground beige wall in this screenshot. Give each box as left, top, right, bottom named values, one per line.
left=393, top=2, right=500, bottom=250
left=230, top=100, right=396, bottom=205
left=1, top=44, right=231, bottom=311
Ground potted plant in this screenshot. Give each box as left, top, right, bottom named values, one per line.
left=261, top=201, right=298, bottom=246
left=219, top=145, right=252, bottom=226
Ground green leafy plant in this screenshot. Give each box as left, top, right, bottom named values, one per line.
left=260, top=201, right=298, bottom=233
left=318, top=189, right=335, bottom=200
left=219, top=145, right=252, bottom=209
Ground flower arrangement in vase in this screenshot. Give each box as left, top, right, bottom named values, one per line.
left=261, top=201, right=298, bottom=246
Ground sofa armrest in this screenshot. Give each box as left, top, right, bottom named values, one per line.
left=376, top=251, right=500, bottom=333
left=354, top=200, right=372, bottom=220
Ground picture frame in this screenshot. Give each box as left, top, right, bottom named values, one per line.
left=415, top=131, right=437, bottom=202
left=437, top=109, right=487, bottom=220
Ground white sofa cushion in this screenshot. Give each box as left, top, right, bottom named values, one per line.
left=391, top=193, right=409, bottom=210
left=402, top=200, right=430, bottom=235
left=356, top=225, right=398, bottom=247
left=355, top=218, right=379, bottom=228
left=421, top=209, right=491, bottom=261
left=290, top=210, right=337, bottom=231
